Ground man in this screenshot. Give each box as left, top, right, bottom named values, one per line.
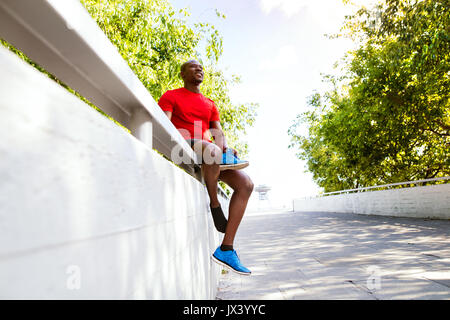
left=158, top=60, right=254, bottom=275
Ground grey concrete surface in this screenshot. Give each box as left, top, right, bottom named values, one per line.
left=215, top=211, right=450, bottom=300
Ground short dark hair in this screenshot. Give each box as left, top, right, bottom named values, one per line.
left=180, top=59, right=199, bottom=73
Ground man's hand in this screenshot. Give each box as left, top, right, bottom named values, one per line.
left=225, top=147, right=238, bottom=157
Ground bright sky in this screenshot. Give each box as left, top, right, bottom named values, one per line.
left=170, top=0, right=377, bottom=210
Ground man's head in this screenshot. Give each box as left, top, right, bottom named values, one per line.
left=180, top=60, right=204, bottom=86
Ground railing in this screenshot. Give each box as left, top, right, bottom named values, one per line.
left=293, top=178, right=450, bottom=219
left=0, top=0, right=224, bottom=192
left=320, top=176, right=450, bottom=197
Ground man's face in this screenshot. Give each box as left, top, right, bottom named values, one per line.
left=181, top=60, right=204, bottom=85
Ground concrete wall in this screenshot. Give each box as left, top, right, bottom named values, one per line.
left=0, top=47, right=226, bottom=299
left=294, top=184, right=450, bottom=220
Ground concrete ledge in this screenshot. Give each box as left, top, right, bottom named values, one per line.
left=294, top=184, right=450, bottom=220
left=0, top=47, right=225, bottom=299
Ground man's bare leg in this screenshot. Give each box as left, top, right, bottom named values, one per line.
left=218, top=169, right=254, bottom=246
left=190, top=140, right=253, bottom=239
left=192, top=140, right=221, bottom=207
left=195, top=147, right=253, bottom=275
left=202, top=162, right=220, bottom=207
left=191, top=140, right=227, bottom=232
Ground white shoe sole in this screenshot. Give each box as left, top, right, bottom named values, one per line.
left=211, top=254, right=251, bottom=276
left=219, top=162, right=249, bottom=171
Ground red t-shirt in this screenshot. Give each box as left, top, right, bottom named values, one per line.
left=158, top=88, right=220, bottom=141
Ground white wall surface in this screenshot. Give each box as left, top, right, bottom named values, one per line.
left=0, top=47, right=226, bottom=299
left=294, top=184, right=450, bottom=220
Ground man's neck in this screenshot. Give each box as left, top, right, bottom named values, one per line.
left=184, top=83, right=201, bottom=94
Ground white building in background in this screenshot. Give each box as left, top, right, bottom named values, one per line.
left=255, top=184, right=271, bottom=201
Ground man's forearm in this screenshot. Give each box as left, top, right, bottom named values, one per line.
left=213, top=130, right=227, bottom=152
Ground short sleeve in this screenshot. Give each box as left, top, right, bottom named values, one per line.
left=210, top=101, right=220, bottom=122
left=158, top=91, right=174, bottom=112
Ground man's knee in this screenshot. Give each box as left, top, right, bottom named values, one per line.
left=202, top=142, right=222, bottom=165
left=206, top=143, right=222, bottom=158
left=243, top=177, right=254, bottom=195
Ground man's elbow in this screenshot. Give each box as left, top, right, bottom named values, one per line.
left=164, top=111, right=172, bottom=120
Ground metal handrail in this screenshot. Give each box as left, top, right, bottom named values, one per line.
left=320, top=176, right=450, bottom=197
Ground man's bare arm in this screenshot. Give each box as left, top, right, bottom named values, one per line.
left=210, top=121, right=228, bottom=153
left=164, top=111, right=172, bottom=120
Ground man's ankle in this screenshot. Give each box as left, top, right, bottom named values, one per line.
left=220, top=244, right=233, bottom=251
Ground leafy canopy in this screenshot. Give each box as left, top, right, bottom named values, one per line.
left=288, top=0, right=449, bottom=193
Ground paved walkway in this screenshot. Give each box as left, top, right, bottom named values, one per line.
left=215, top=210, right=450, bottom=300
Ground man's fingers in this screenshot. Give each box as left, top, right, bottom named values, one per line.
left=224, top=147, right=238, bottom=156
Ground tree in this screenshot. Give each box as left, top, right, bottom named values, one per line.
left=80, top=0, right=257, bottom=156
left=289, top=0, right=449, bottom=193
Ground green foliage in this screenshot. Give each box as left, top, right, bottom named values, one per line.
left=80, top=0, right=257, bottom=156
left=289, top=0, right=449, bottom=192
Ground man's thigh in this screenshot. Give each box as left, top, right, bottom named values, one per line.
left=188, top=139, right=221, bottom=164
left=186, top=138, right=202, bottom=149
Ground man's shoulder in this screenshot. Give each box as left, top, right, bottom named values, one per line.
left=203, top=96, right=216, bottom=105
left=159, top=88, right=185, bottom=104
left=161, top=88, right=215, bottom=105
left=162, top=87, right=185, bottom=97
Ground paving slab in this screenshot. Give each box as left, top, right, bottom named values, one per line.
left=215, top=211, right=450, bottom=300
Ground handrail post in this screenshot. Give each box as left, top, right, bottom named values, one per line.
left=129, top=108, right=153, bottom=149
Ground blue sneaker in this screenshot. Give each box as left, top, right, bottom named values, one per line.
left=220, top=149, right=249, bottom=171
left=212, top=246, right=251, bottom=276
